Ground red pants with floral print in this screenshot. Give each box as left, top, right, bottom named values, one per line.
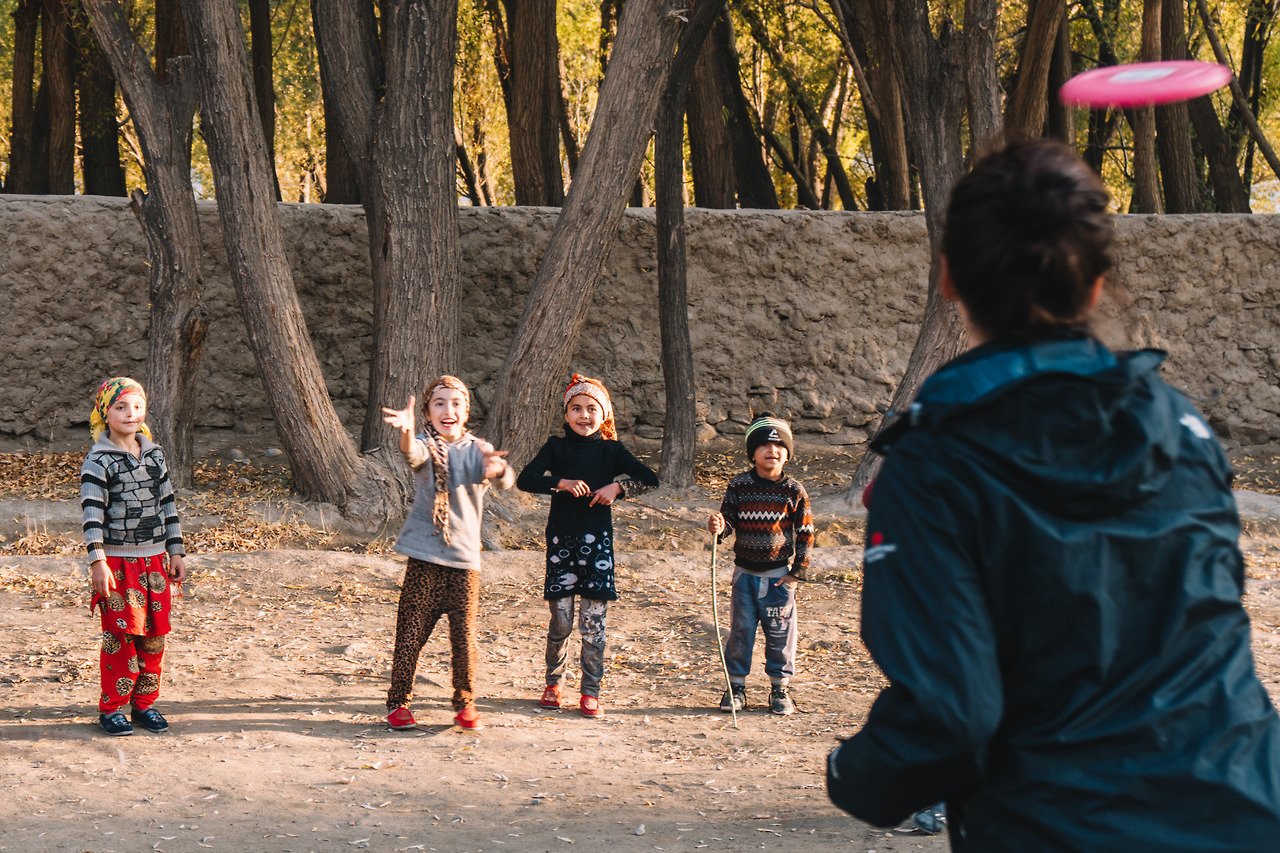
left=92, top=555, right=174, bottom=713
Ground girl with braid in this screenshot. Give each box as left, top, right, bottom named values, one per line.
left=80, top=377, right=186, bottom=737
left=517, top=374, right=659, bottom=718
left=381, top=376, right=513, bottom=731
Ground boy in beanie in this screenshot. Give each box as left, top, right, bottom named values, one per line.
left=707, top=413, right=814, bottom=715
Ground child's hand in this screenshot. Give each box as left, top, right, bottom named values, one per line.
left=557, top=479, right=591, bottom=497
left=589, top=482, right=623, bottom=506
left=168, top=553, right=188, bottom=583
left=708, top=512, right=725, bottom=535
left=482, top=447, right=509, bottom=480
left=381, top=395, right=416, bottom=435
left=774, top=573, right=800, bottom=587
left=89, top=560, right=114, bottom=597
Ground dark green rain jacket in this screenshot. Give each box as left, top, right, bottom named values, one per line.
left=827, top=335, right=1280, bottom=851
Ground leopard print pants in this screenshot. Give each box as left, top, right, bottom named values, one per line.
left=386, top=559, right=481, bottom=712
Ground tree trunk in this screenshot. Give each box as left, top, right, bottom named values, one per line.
left=963, top=0, right=1001, bottom=155
left=8, top=0, right=42, bottom=194
left=1045, top=0, right=1074, bottom=145
left=456, top=124, right=484, bottom=206
left=74, top=6, right=127, bottom=196
left=504, top=0, right=565, bottom=206
left=1155, top=0, right=1201, bottom=212
left=484, top=0, right=685, bottom=465
left=710, top=13, right=777, bottom=209
left=83, top=0, right=206, bottom=487
left=686, top=30, right=734, bottom=208
left=1188, top=95, right=1250, bottom=212
left=840, top=1, right=910, bottom=209
left=847, top=0, right=975, bottom=498
left=1004, top=0, right=1063, bottom=140
left=656, top=0, right=722, bottom=488
left=43, top=0, right=76, bottom=194
left=155, top=0, right=188, bottom=81
left=310, top=0, right=361, bottom=204
left=1130, top=0, right=1163, bottom=213
left=313, top=0, right=462, bottom=454
left=249, top=0, right=281, bottom=200
left=184, top=0, right=398, bottom=518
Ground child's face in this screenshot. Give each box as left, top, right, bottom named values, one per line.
left=752, top=441, right=788, bottom=479
left=428, top=388, right=468, bottom=441
left=565, top=394, right=604, bottom=437
left=106, top=392, right=147, bottom=440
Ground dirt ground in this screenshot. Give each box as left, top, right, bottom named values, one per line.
left=2, top=444, right=1279, bottom=853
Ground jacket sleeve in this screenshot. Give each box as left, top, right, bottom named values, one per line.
left=155, top=449, right=185, bottom=557
left=516, top=439, right=559, bottom=495
left=613, top=443, right=660, bottom=499
left=80, top=454, right=108, bottom=567
left=789, top=482, right=814, bottom=579
left=827, top=445, right=1002, bottom=827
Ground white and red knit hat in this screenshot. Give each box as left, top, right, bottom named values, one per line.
left=563, top=373, right=616, bottom=440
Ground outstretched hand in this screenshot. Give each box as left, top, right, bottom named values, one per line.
left=482, top=447, right=509, bottom=480
left=381, top=395, right=416, bottom=435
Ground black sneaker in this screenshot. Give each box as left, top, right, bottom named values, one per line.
left=911, top=803, right=947, bottom=834
left=769, top=684, right=794, bottom=716
left=131, top=708, right=170, bottom=733
left=99, top=711, right=133, bottom=736
left=719, top=684, right=746, bottom=713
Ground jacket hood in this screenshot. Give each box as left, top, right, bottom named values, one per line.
left=876, top=336, right=1186, bottom=518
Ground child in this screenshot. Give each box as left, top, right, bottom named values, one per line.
left=708, top=413, right=813, bottom=716
left=517, top=374, right=659, bottom=718
left=382, top=376, right=513, bottom=731
left=80, top=377, right=187, bottom=736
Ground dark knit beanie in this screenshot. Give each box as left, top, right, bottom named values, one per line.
left=745, top=413, right=794, bottom=459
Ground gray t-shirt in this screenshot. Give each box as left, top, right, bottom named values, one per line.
left=393, top=432, right=514, bottom=570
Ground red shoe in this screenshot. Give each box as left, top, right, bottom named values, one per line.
left=386, top=707, right=416, bottom=730
left=454, top=706, right=483, bottom=730
left=579, top=694, right=604, bottom=719
left=539, top=684, right=561, bottom=709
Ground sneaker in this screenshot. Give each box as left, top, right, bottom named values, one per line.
left=454, top=706, right=482, bottom=730
left=386, top=707, right=417, bottom=730
left=911, top=803, right=947, bottom=834
left=719, top=684, right=746, bottom=713
left=539, top=684, right=561, bottom=709
left=130, top=707, right=170, bottom=733
left=769, top=684, right=794, bottom=716
left=579, top=694, right=604, bottom=719
left=98, top=711, right=133, bottom=736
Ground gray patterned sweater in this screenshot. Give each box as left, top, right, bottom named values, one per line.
left=79, top=434, right=185, bottom=566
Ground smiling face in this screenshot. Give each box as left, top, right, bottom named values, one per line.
left=751, top=441, right=788, bottom=480
left=106, top=392, right=147, bottom=442
left=565, top=394, right=605, bottom=437
left=428, top=387, right=469, bottom=441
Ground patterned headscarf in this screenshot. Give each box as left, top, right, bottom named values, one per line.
left=90, top=377, right=152, bottom=441
left=563, top=373, right=616, bottom=440
left=421, top=376, right=471, bottom=544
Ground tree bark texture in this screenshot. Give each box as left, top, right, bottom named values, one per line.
left=1004, top=0, right=1063, bottom=141
left=309, top=0, right=361, bottom=203
left=1154, top=0, right=1201, bottom=212
left=313, top=0, right=462, bottom=455
left=504, top=0, right=565, bottom=206
left=1130, top=0, right=1163, bottom=213
left=839, top=1, right=910, bottom=209
left=184, top=0, right=397, bottom=517
left=1188, top=94, right=1250, bottom=212
left=43, top=0, right=76, bottom=194
left=155, top=0, right=188, bottom=81
left=655, top=0, right=722, bottom=488
left=249, top=0, right=281, bottom=200
left=74, top=6, right=127, bottom=196
left=686, top=30, right=734, bottom=208
left=1045, top=2, right=1074, bottom=145
left=710, top=14, right=777, bottom=209
left=83, top=0, right=206, bottom=486
left=962, top=0, right=1001, bottom=154
left=8, top=0, right=42, bottom=194
left=484, top=0, right=685, bottom=465
left=847, top=0, right=973, bottom=497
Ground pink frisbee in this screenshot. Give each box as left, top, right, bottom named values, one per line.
left=1060, top=60, right=1232, bottom=108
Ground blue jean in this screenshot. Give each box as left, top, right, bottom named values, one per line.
left=724, top=571, right=797, bottom=684
left=545, top=596, right=608, bottom=697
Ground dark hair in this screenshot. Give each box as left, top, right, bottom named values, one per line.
left=942, top=139, right=1114, bottom=340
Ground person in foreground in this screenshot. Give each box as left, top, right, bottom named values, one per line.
left=826, top=139, right=1280, bottom=850
left=382, top=376, right=513, bottom=731
left=80, top=377, right=187, bottom=736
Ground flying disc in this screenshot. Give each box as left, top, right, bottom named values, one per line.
left=1059, top=60, right=1232, bottom=108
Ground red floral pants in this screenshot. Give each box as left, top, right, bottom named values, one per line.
left=92, top=555, right=174, bottom=713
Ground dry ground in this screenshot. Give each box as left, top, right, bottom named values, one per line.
left=2, top=446, right=1278, bottom=853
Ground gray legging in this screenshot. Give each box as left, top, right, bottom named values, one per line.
left=545, top=596, right=608, bottom=697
